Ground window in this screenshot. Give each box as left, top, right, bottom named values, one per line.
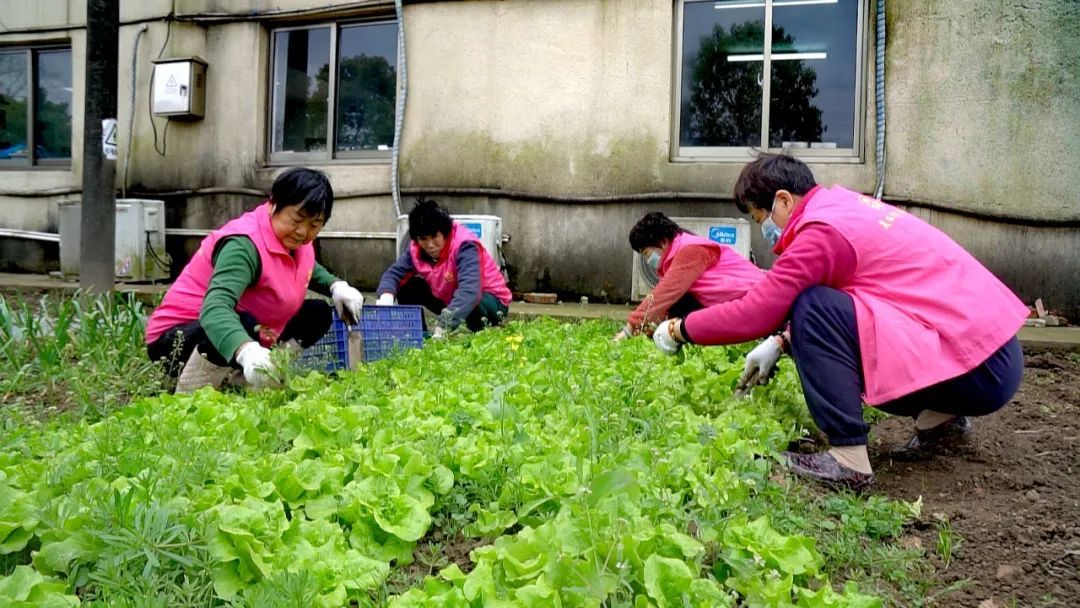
left=269, top=19, right=398, bottom=163
left=0, top=45, right=73, bottom=166
left=674, top=0, right=864, bottom=161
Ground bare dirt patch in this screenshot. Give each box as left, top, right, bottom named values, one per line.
left=869, top=350, right=1080, bottom=607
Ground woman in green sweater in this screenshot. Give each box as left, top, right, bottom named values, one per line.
left=145, top=168, right=364, bottom=392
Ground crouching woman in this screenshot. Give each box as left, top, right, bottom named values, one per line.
left=145, top=168, right=364, bottom=391
left=653, top=154, right=1027, bottom=490
left=375, top=198, right=511, bottom=334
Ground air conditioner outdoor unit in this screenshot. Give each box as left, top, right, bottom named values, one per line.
left=395, top=214, right=508, bottom=272
left=59, top=199, right=170, bottom=282
left=630, top=217, right=752, bottom=302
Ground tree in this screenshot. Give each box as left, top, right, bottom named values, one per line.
left=683, top=20, right=823, bottom=147
left=335, top=54, right=395, bottom=152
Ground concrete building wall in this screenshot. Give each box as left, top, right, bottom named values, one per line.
left=1, top=0, right=1077, bottom=316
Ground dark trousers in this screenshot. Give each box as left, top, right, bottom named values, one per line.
left=396, top=276, right=509, bottom=332
left=788, top=286, right=1023, bottom=446
left=669, top=293, right=705, bottom=319
left=146, top=299, right=333, bottom=377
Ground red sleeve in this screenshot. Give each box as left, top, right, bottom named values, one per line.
left=628, top=245, right=719, bottom=334
left=681, top=225, right=857, bottom=345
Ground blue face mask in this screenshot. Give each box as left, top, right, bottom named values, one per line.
left=645, top=251, right=661, bottom=273
left=761, top=214, right=783, bottom=248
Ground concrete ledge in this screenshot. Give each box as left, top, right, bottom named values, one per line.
left=2, top=273, right=1078, bottom=352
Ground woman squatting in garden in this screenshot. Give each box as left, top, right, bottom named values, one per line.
left=145, top=168, right=365, bottom=393
left=375, top=198, right=512, bottom=336
left=614, top=212, right=764, bottom=340
left=652, top=154, right=1027, bottom=491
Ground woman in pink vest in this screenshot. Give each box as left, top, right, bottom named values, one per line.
left=653, top=155, right=1027, bottom=491
left=145, top=168, right=365, bottom=392
left=615, top=212, right=763, bottom=340
left=375, top=199, right=511, bottom=334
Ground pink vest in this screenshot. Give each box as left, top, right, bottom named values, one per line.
left=145, top=203, right=315, bottom=348
left=410, top=223, right=512, bottom=306
left=779, top=186, right=1029, bottom=405
left=661, top=232, right=764, bottom=305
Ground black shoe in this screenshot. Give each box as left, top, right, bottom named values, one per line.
left=783, top=451, right=875, bottom=492
left=890, top=416, right=974, bottom=461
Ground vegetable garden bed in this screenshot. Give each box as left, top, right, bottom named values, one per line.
left=0, top=312, right=932, bottom=607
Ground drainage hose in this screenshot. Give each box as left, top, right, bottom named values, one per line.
left=391, top=0, right=408, bottom=218
left=874, top=0, right=886, bottom=200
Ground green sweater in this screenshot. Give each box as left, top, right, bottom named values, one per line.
left=200, top=236, right=339, bottom=362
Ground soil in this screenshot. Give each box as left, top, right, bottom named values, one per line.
left=869, top=349, right=1080, bottom=607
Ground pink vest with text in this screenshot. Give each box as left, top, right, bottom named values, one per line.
left=145, top=203, right=315, bottom=348
left=410, top=223, right=512, bottom=306
left=779, top=186, right=1028, bottom=405
left=661, top=232, right=764, bottom=305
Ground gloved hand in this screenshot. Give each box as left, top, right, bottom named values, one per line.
left=436, top=308, right=459, bottom=331
left=376, top=293, right=396, bottom=306
left=235, top=342, right=279, bottom=390
left=653, top=319, right=683, bottom=355
left=431, top=325, right=446, bottom=340
left=330, top=281, right=363, bottom=324
left=612, top=324, right=633, bottom=342
left=737, top=336, right=784, bottom=392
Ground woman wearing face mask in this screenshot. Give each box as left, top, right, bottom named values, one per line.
left=652, top=154, right=1027, bottom=491
left=614, top=212, right=763, bottom=340
left=145, top=168, right=365, bottom=393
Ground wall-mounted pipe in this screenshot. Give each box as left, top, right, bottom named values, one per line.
left=164, top=228, right=396, bottom=239
left=122, top=24, right=149, bottom=198
left=0, top=229, right=61, bottom=243
left=3, top=186, right=1079, bottom=226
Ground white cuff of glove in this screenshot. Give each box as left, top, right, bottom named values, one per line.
left=376, top=293, right=396, bottom=306
left=653, top=319, right=682, bottom=355
left=330, top=281, right=364, bottom=323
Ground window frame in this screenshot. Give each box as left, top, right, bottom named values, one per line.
left=0, top=43, right=73, bottom=169
left=266, top=17, right=398, bottom=166
left=671, top=0, right=868, bottom=164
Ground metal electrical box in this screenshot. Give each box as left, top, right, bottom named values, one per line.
left=59, top=199, right=170, bottom=282
left=396, top=214, right=508, bottom=272
left=152, top=57, right=207, bottom=120
left=630, top=217, right=753, bottom=301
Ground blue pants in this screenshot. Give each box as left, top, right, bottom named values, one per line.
left=788, top=286, right=1023, bottom=446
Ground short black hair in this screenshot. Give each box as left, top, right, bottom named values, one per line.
left=733, top=153, right=817, bottom=213
left=270, top=167, right=334, bottom=220
left=628, top=212, right=686, bottom=252
left=408, top=197, right=453, bottom=240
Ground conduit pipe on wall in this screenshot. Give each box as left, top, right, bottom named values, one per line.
left=122, top=24, right=148, bottom=199
left=0, top=229, right=61, bottom=243
left=873, top=0, right=886, bottom=199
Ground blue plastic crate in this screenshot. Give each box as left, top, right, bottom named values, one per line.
left=359, top=305, right=425, bottom=362
left=298, top=311, right=351, bottom=372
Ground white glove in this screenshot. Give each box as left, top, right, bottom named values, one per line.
left=431, top=326, right=446, bottom=340
left=738, top=337, right=783, bottom=390
left=330, top=281, right=363, bottom=324
left=235, top=342, right=278, bottom=390
left=376, top=293, right=396, bottom=306
left=612, top=324, right=633, bottom=342
left=653, top=319, right=682, bottom=355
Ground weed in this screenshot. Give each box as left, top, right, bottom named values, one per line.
left=0, top=291, right=169, bottom=420
left=936, top=519, right=960, bottom=569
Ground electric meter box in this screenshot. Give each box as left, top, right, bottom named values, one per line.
left=396, top=214, right=507, bottom=272
left=151, top=57, right=207, bottom=120
left=630, top=217, right=753, bottom=301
